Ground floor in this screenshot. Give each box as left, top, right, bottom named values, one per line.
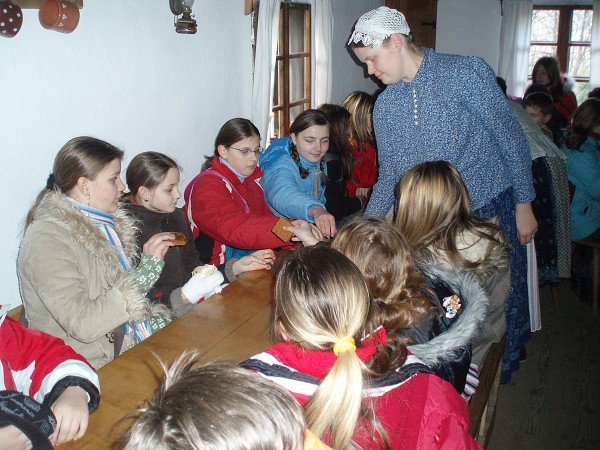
left=487, top=282, right=600, bottom=449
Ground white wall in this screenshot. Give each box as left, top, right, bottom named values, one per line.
left=436, top=0, right=502, bottom=72
left=0, top=0, right=381, bottom=307
left=330, top=0, right=384, bottom=103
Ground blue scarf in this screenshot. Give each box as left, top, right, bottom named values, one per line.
left=69, top=198, right=130, bottom=270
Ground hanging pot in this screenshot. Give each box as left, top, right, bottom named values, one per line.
left=39, top=0, right=79, bottom=33
left=0, top=0, right=23, bottom=38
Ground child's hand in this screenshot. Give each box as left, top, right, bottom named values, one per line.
left=310, top=207, right=337, bottom=238
left=355, top=187, right=370, bottom=199
left=142, top=232, right=176, bottom=259
left=0, top=425, right=32, bottom=450
left=49, top=386, right=90, bottom=446
left=233, top=249, right=276, bottom=275
left=285, top=220, right=324, bottom=246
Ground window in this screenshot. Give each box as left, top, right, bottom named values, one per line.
left=529, top=6, right=593, bottom=103
left=271, top=2, right=311, bottom=140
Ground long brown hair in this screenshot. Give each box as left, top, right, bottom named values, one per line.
left=202, top=118, right=261, bottom=170
left=289, top=109, right=329, bottom=183
left=317, top=103, right=353, bottom=181
left=331, top=217, right=436, bottom=356
left=25, top=136, right=124, bottom=228
left=532, top=56, right=566, bottom=102
left=395, top=161, right=508, bottom=279
left=341, top=91, right=376, bottom=151
left=126, top=151, right=180, bottom=197
left=564, top=98, right=600, bottom=151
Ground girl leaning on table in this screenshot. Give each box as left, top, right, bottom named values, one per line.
left=18, top=137, right=174, bottom=370
left=183, top=118, right=320, bottom=266
left=240, top=245, right=481, bottom=450
left=259, top=109, right=338, bottom=238
left=124, top=151, right=276, bottom=317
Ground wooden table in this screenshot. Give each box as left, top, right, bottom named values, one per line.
left=59, top=270, right=274, bottom=449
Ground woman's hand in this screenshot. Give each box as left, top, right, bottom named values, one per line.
left=516, top=202, right=538, bottom=245
left=309, top=206, right=337, bottom=238
left=284, top=220, right=324, bottom=246
left=232, top=249, right=276, bottom=275
left=142, top=232, right=176, bottom=259
left=49, top=386, right=90, bottom=446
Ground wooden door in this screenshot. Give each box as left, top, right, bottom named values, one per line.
left=386, top=0, right=437, bottom=49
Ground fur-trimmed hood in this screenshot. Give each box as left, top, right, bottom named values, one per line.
left=408, top=261, right=490, bottom=369
left=29, top=191, right=150, bottom=322
left=33, top=191, right=140, bottom=264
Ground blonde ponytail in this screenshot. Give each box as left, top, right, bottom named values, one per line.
left=272, top=245, right=389, bottom=449
left=305, top=347, right=366, bottom=449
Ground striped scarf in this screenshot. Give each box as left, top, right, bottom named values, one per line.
left=69, top=198, right=130, bottom=270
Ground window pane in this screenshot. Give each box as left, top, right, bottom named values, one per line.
left=568, top=46, right=591, bottom=78
left=290, top=105, right=305, bottom=124
left=289, top=57, right=305, bottom=103
left=289, top=8, right=306, bottom=54
left=529, top=45, right=557, bottom=75
left=572, top=81, right=590, bottom=105
left=571, top=9, right=593, bottom=43
left=531, top=10, right=559, bottom=42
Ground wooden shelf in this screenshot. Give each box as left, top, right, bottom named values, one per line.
left=13, top=0, right=83, bottom=9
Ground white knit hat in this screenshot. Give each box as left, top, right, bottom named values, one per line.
left=348, top=6, right=410, bottom=49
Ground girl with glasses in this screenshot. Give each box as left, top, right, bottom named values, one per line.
left=184, top=118, right=320, bottom=266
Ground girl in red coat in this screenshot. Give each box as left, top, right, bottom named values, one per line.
left=341, top=91, right=378, bottom=205
left=240, top=245, right=481, bottom=450
left=183, top=118, right=319, bottom=266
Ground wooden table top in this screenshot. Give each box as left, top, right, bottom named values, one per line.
left=58, top=270, right=274, bottom=449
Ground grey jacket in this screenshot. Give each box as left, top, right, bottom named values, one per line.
left=18, top=192, right=152, bottom=369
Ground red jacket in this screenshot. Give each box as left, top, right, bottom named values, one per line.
left=346, top=140, right=378, bottom=198
left=0, top=312, right=99, bottom=407
left=241, top=330, right=481, bottom=450
left=183, top=158, right=287, bottom=265
left=554, top=90, right=577, bottom=121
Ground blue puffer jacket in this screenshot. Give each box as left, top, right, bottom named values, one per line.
left=561, top=135, right=600, bottom=241
left=259, top=137, right=327, bottom=222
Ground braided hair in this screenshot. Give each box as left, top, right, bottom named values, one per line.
left=289, top=109, right=329, bottom=185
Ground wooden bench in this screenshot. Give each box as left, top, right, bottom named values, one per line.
left=468, top=335, right=506, bottom=447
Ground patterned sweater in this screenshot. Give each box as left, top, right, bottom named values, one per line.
left=367, top=48, right=535, bottom=215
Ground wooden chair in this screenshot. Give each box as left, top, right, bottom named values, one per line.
left=468, top=335, right=506, bottom=447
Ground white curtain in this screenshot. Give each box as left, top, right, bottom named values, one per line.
left=251, top=0, right=281, bottom=147
left=250, top=0, right=334, bottom=144
left=498, top=0, right=534, bottom=98
left=591, top=0, right=600, bottom=89
left=310, top=0, right=333, bottom=107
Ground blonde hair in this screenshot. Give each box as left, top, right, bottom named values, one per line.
left=120, top=352, right=305, bottom=450
left=395, top=161, right=508, bottom=281
left=272, top=245, right=389, bottom=449
left=331, top=217, right=436, bottom=353
left=341, top=91, right=376, bottom=147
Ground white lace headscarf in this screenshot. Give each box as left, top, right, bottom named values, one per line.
left=347, top=6, right=410, bottom=49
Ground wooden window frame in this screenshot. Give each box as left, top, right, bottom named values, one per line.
left=530, top=5, right=593, bottom=95
left=272, top=2, right=311, bottom=139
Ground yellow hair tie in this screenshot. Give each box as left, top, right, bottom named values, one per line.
left=333, top=337, right=356, bottom=356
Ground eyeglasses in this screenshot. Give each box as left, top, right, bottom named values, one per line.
left=228, top=146, right=264, bottom=157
